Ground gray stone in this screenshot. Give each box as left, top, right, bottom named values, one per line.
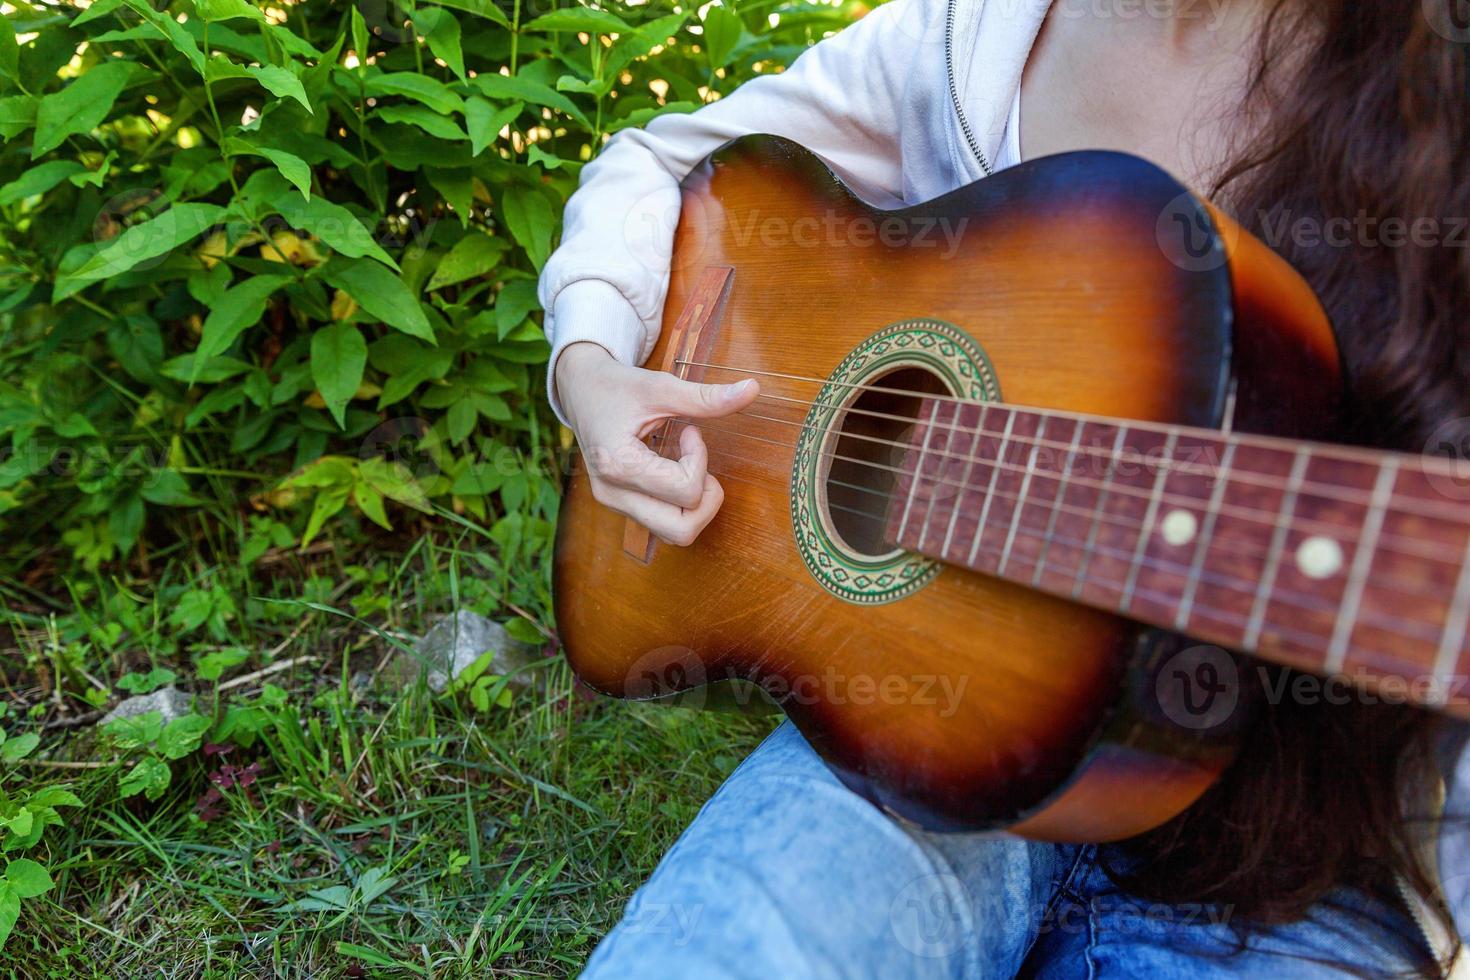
left=412, top=610, right=539, bottom=693
left=101, top=686, right=193, bottom=726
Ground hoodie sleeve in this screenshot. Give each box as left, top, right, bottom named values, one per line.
left=538, top=0, right=937, bottom=422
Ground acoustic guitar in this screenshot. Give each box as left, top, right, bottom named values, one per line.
left=553, top=135, right=1470, bottom=842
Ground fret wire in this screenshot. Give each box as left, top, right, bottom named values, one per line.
left=916, top=401, right=954, bottom=554
left=941, top=403, right=988, bottom=560
left=734, top=406, right=1465, bottom=567
left=683, top=416, right=1452, bottom=606
left=998, top=416, right=1048, bottom=576
left=680, top=358, right=1470, bottom=501
left=1175, top=440, right=1237, bottom=632
left=1033, top=421, right=1086, bottom=587
left=703, top=443, right=1448, bottom=647
left=1432, top=533, right=1470, bottom=705
left=1326, top=459, right=1401, bottom=674
left=966, top=408, right=1018, bottom=568
left=1072, top=426, right=1128, bottom=601
left=1120, top=432, right=1179, bottom=615
left=1245, top=448, right=1311, bottom=649
left=749, top=388, right=1469, bottom=527
left=896, top=399, right=941, bottom=545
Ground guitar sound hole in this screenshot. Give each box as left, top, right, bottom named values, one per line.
left=825, top=367, right=950, bottom=557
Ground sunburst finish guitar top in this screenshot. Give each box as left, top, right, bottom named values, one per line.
left=554, top=136, right=1470, bottom=841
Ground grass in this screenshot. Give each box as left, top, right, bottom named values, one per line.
left=0, top=521, right=772, bottom=976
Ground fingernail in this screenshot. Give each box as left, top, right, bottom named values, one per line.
left=729, top=379, right=755, bottom=397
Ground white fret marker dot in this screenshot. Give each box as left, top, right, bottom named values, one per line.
left=1160, top=509, right=1198, bottom=547
left=1296, top=536, right=1345, bottom=580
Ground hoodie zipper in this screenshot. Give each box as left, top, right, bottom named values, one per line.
left=946, top=0, right=993, bottom=177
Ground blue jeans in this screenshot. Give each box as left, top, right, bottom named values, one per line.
left=584, top=722, right=1429, bottom=978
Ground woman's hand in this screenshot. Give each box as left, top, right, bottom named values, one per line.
left=555, top=342, right=760, bottom=546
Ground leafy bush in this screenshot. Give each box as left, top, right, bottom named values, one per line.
left=0, top=0, right=861, bottom=577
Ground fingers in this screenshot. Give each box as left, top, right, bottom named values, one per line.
left=590, top=425, right=708, bottom=508
left=596, top=474, right=726, bottom=548
left=649, top=373, right=760, bottom=420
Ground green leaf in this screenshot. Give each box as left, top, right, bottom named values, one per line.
left=323, top=258, right=435, bottom=344
left=103, top=711, right=164, bottom=749
left=0, top=161, right=85, bottom=207
left=421, top=0, right=509, bottom=28
left=73, top=0, right=126, bottom=26
left=522, top=7, right=633, bottom=34
left=364, top=72, right=464, bottom=115
left=196, top=0, right=266, bottom=23
left=118, top=755, right=171, bottom=801
left=311, top=322, right=366, bottom=428
left=500, top=186, right=554, bottom=270
left=0, top=95, right=35, bottom=139
left=223, top=137, right=311, bottom=200
left=301, top=487, right=349, bottom=546
left=0, top=734, right=38, bottom=764
left=350, top=4, right=370, bottom=65
left=358, top=458, right=432, bottom=512
left=702, top=6, right=743, bottom=70
left=446, top=398, right=476, bottom=443
left=191, top=275, right=292, bottom=381
left=472, top=74, right=587, bottom=128
left=194, top=646, right=249, bottom=682
left=32, top=60, right=135, bottom=159
left=272, top=192, right=397, bottom=269
left=425, top=232, right=506, bottom=291
left=526, top=144, right=569, bottom=171
left=0, top=882, right=17, bottom=950
left=27, top=788, right=82, bottom=810
left=116, top=668, right=178, bottom=695
left=157, top=714, right=211, bottom=759
left=56, top=203, right=225, bottom=296
left=352, top=481, right=391, bottom=530
left=465, top=97, right=521, bottom=157
left=415, top=8, right=465, bottom=81
left=377, top=103, right=467, bottom=141
left=426, top=167, right=473, bottom=226
left=5, top=860, right=53, bottom=900
left=0, top=18, right=18, bottom=84
left=245, top=65, right=312, bottom=114
left=121, top=0, right=205, bottom=73
left=3, top=810, right=31, bottom=838
left=494, top=279, right=541, bottom=339
left=140, top=470, right=203, bottom=506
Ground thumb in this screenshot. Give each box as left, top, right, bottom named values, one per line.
left=652, top=374, right=760, bottom=419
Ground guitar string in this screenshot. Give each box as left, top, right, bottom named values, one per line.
left=690, top=430, right=1450, bottom=636
left=731, top=404, right=1462, bottom=567
left=663, top=408, right=1468, bottom=571
left=746, top=387, right=1470, bottom=528
left=675, top=357, right=1470, bottom=523
left=700, top=450, right=1450, bottom=666
left=680, top=415, right=1462, bottom=603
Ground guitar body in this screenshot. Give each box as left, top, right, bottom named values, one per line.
left=554, top=136, right=1342, bottom=841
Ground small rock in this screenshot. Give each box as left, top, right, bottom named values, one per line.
left=349, top=670, right=374, bottom=695
left=101, top=686, right=193, bottom=726
left=411, top=610, right=539, bottom=693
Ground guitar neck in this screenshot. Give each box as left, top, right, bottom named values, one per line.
left=887, top=398, right=1470, bottom=717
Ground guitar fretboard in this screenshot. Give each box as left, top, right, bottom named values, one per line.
left=887, top=399, right=1470, bottom=715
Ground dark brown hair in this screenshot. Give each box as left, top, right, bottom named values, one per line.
left=1109, top=1, right=1470, bottom=975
